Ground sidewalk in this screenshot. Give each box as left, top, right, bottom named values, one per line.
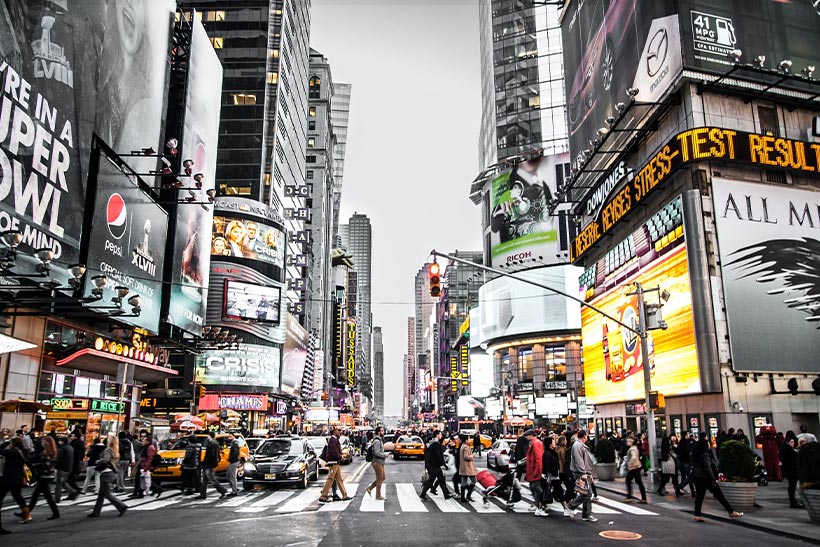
left=594, top=475, right=819, bottom=544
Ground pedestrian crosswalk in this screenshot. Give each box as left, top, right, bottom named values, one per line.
left=1, top=483, right=659, bottom=518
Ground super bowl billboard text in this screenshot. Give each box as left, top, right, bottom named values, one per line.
left=195, top=343, right=281, bottom=388
left=580, top=196, right=700, bottom=405
left=83, top=148, right=168, bottom=333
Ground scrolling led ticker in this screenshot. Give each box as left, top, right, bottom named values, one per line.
left=571, top=127, right=820, bottom=262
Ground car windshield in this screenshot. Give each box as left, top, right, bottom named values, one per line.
left=398, top=436, right=412, bottom=443
left=257, top=440, right=303, bottom=456
left=384, top=434, right=396, bottom=442
left=246, top=439, right=264, bottom=451
left=307, top=438, right=326, bottom=450
left=170, top=436, right=206, bottom=450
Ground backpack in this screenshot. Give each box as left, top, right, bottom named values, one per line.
left=365, top=441, right=374, bottom=462
left=319, top=444, right=328, bottom=462
left=150, top=451, right=162, bottom=470
left=119, top=439, right=132, bottom=460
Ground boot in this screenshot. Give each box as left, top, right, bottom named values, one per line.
left=465, top=485, right=475, bottom=502
left=17, top=508, right=31, bottom=524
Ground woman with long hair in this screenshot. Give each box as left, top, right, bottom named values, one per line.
left=19, top=436, right=59, bottom=522
left=690, top=434, right=743, bottom=522
left=1, top=438, right=29, bottom=534
left=458, top=433, right=477, bottom=502
left=656, top=435, right=681, bottom=496
left=88, top=435, right=127, bottom=518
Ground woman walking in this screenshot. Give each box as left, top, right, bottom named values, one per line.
left=88, top=435, right=127, bottom=518
left=656, top=435, right=681, bottom=496
left=542, top=435, right=567, bottom=512
left=20, top=436, right=59, bottom=522
left=1, top=438, right=29, bottom=534
left=780, top=432, right=803, bottom=509
left=690, top=434, right=743, bottom=522
left=624, top=437, right=647, bottom=503
left=458, top=433, right=477, bottom=502
left=556, top=435, right=573, bottom=503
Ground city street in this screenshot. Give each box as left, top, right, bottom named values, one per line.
left=2, top=456, right=812, bottom=546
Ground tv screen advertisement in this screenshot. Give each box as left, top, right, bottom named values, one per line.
left=281, top=314, right=309, bottom=396
left=212, top=215, right=285, bottom=269
left=580, top=196, right=701, bottom=405
left=167, top=15, right=223, bottom=336
left=711, top=179, right=820, bottom=374
left=83, top=148, right=168, bottom=333
left=195, top=343, right=280, bottom=388
left=223, top=280, right=281, bottom=324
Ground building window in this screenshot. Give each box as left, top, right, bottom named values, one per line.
left=306, top=170, right=314, bottom=179
left=231, top=93, right=257, bottom=105
left=270, top=49, right=280, bottom=59
left=308, top=120, right=316, bottom=131
left=210, top=37, right=224, bottom=49
left=306, top=155, right=316, bottom=163
left=309, top=76, right=321, bottom=99
left=205, top=10, right=225, bottom=21
left=308, top=137, right=315, bottom=147
left=309, top=107, right=316, bottom=117
left=268, top=72, right=278, bottom=85
left=758, top=106, right=779, bottom=137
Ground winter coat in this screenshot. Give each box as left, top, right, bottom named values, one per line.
left=542, top=447, right=560, bottom=478
left=514, top=435, right=529, bottom=463
left=326, top=435, right=343, bottom=464
left=569, top=441, right=593, bottom=476
left=56, top=444, right=74, bottom=472
left=691, top=451, right=717, bottom=482
left=627, top=446, right=642, bottom=470
left=0, top=447, right=27, bottom=485
left=459, top=443, right=476, bottom=476
left=70, top=439, right=85, bottom=473
left=139, top=444, right=157, bottom=472
left=525, top=438, right=544, bottom=482
left=556, top=445, right=568, bottom=474
left=228, top=440, right=241, bottom=463
left=202, top=438, right=221, bottom=468
left=424, top=440, right=447, bottom=470
left=780, top=444, right=798, bottom=479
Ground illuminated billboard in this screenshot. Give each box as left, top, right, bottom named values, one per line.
left=212, top=215, right=285, bottom=269
left=167, top=15, right=223, bottom=336
left=581, top=196, right=700, bottom=405
left=712, top=179, right=820, bottom=374
left=223, top=280, right=281, bottom=324
left=195, top=343, right=280, bottom=388
left=488, top=154, right=569, bottom=268
left=281, top=314, right=309, bottom=396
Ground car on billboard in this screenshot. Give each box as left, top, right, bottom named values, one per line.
left=567, top=0, right=637, bottom=135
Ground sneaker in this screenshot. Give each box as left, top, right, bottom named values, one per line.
left=226, top=492, right=238, bottom=497
left=582, top=516, right=598, bottom=522
left=591, top=495, right=599, bottom=502
left=419, top=494, right=430, bottom=502
left=638, top=500, right=648, bottom=504
left=534, top=508, right=548, bottom=517
left=527, top=504, right=537, bottom=512
left=318, top=498, right=330, bottom=504
left=729, top=512, right=743, bottom=518
left=564, top=507, right=576, bottom=519
left=376, top=496, right=387, bottom=501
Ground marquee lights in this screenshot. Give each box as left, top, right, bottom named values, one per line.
left=94, top=336, right=157, bottom=365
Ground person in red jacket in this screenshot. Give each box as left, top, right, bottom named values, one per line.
left=755, top=425, right=781, bottom=482
left=523, top=430, right=546, bottom=517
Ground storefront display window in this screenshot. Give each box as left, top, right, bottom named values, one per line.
left=518, top=347, right=533, bottom=380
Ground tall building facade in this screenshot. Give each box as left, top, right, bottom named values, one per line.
left=372, top=326, right=384, bottom=422
left=330, top=83, right=351, bottom=237
left=339, top=213, right=373, bottom=399
left=405, top=316, right=416, bottom=420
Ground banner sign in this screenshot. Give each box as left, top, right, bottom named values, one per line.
left=459, top=344, right=469, bottom=388
left=281, top=313, right=309, bottom=396
left=346, top=319, right=356, bottom=387
left=195, top=343, right=281, bottom=388
left=572, top=127, right=820, bottom=261
left=450, top=354, right=460, bottom=393
left=218, top=394, right=266, bottom=411
left=90, top=400, right=124, bottom=413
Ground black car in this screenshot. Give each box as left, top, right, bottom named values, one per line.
left=243, top=437, right=319, bottom=490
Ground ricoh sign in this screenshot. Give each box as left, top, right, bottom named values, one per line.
left=195, top=344, right=281, bottom=388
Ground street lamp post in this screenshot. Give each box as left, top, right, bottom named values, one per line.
left=634, top=281, right=658, bottom=474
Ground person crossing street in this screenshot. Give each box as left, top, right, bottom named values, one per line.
left=366, top=426, right=388, bottom=500
left=419, top=430, right=452, bottom=501
left=319, top=428, right=351, bottom=504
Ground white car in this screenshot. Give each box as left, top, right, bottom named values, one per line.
left=486, top=440, right=516, bottom=470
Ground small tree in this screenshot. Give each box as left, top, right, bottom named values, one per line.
left=718, top=440, right=755, bottom=482
left=798, top=442, right=820, bottom=490
left=594, top=438, right=616, bottom=464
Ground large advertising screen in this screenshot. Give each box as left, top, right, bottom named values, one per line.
left=83, top=149, right=168, bottom=333
left=212, top=215, right=285, bottom=269
left=488, top=154, right=569, bottom=268
left=167, top=16, right=223, bottom=336
left=0, top=0, right=173, bottom=285
left=281, top=314, right=309, bottom=396
left=679, top=0, right=820, bottom=90
left=581, top=196, right=700, bottom=405
left=712, top=179, right=820, bottom=374
left=195, top=343, right=281, bottom=388
left=561, top=0, right=680, bottom=167
left=223, top=280, right=281, bottom=324
left=479, top=265, right=582, bottom=342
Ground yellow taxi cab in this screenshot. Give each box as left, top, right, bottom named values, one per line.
left=393, top=435, right=425, bottom=459
left=465, top=434, right=493, bottom=450
left=152, top=434, right=249, bottom=480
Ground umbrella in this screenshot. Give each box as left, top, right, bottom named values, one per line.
left=221, top=409, right=241, bottom=420
left=176, top=420, right=200, bottom=430
left=174, top=415, right=205, bottom=428
left=0, top=399, right=52, bottom=413
left=197, top=412, right=221, bottom=424
left=503, top=416, right=532, bottom=426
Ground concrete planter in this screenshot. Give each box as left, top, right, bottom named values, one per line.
left=720, top=481, right=757, bottom=512
left=594, top=462, right=617, bottom=481
left=800, top=488, right=820, bottom=524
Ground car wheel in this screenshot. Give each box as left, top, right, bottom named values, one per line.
left=242, top=481, right=253, bottom=491
left=602, top=37, right=614, bottom=92
left=310, top=465, right=319, bottom=481
left=297, top=471, right=308, bottom=489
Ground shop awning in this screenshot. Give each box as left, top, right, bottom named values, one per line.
left=56, top=348, right=178, bottom=383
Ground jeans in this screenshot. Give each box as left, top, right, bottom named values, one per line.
left=421, top=467, right=450, bottom=497
left=368, top=462, right=386, bottom=498
left=567, top=472, right=592, bottom=518
left=181, top=468, right=200, bottom=493
left=529, top=480, right=544, bottom=507
left=82, top=467, right=100, bottom=494
left=200, top=466, right=226, bottom=496
left=693, top=477, right=734, bottom=516
left=116, top=461, right=130, bottom=491
left=321, top=464, right=348, bottom=499
left=28, top=477, right=59, bottom=517
left=90, top=471, right=126, bottom=516
left=227, top=462, right=240, bottom=494
left=678, top=462, right=694, bottom=494
left=787, top=476, right=799, bottom=506
left=54, top=469, right=78, bottom=502
left=657, top=472, right=680, bottom=493
left=626, top=468, right=646, bottom=501
left=0, top=483, right=27, bottom=530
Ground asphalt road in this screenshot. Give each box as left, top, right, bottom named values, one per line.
left=1, top=454, right=808, bottom=546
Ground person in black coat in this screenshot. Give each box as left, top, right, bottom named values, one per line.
left=542, top=436, right=566, bottom=510
left=67, top=432, right=85, bottom=492
left=514, top=433, right=530, bottom=480
left=690, top=435, right=742, bottom=522
left=1, top=438, right=29, bottom=534
left=419, top=430, right=452, bottom=500
left=780, top=432, right=802, bottom=509
left=54, top=437, right=79, bottom=502
left=450, top=435, right=461, bottom=496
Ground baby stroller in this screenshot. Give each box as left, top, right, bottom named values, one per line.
left=479, top=454, right=522, bottom=510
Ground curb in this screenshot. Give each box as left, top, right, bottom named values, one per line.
left=594, top=482, right=820, bottom=545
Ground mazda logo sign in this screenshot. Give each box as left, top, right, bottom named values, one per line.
left=646, top=28, right=669, bottom=77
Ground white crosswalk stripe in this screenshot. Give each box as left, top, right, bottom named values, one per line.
left=395, top=483, right=428, bottom=512
left=359, top=491, right=385, bottom=512
left=236, top=490, right=296, bottom=513
left=217, top=491, right=265, bottom=507
left=592, top=496, right=658, bottom=515
left=275, top=487, right=322, bottom=513
left=318, top=483, right=359, bottom=512
left=428, top=492, right=470, bottom=513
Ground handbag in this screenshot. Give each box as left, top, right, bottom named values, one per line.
left=619, top=458, right=628, bottom=477
left=421, top=468, right=429, bottom=483
left=541, top=480, right=554, bottom=505
left=574, top=476, right=590, bottom=496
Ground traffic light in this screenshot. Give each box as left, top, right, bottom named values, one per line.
left=321, top=391, right=328, bottom=401
left=428, top=262, right=441, bottom=297
left=198, top=385, right=206, bottom=399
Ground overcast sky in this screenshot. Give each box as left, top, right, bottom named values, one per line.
left=311, top=0, right=483, bottom=417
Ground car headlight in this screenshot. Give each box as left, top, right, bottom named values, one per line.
left=176, top=458, right=184, bottom=465
left=243, top=462, right=257, bottom=473
left=287, top=460, right=306, bottom=472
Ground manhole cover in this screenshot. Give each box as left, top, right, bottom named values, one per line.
left=599, top=531, right=643, bottom=541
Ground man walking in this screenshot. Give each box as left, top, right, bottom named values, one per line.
left=67, top=432, right=84, bottom=493
left=565, top=430, right=597, bottom=522
left=473, top=432, right=483, bottom=456
left=523, top=429, right=546, bottom=516
left=226, top=433, right=241, bottom=497
left=82, top=437, right=105, bottom=494
left=319, top=428, right=350, bottom=503
left=116, top=432, right=133, bottom=493
left=199, top=432, right=227, bottom=499
left=54, top=437, right=79, bottom=502
left=676, top=431, right=695, bottom=496
left=419, top=430, right=452, bottom=501
left=366, top=426, right=387, bottom=500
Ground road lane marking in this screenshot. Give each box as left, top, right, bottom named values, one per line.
left=275, top=488, right=321, bottom=513
left=318, top=483, right=360, bottom=512
left=235, top=490, right=296, bottom=513
left=593, top=496, right=658, bottom=515
left=359, top=492, right=385, bottom=512
left=468, top=497, right=505, bottom=513
left=217, top=491, right=265, bottom=507
left=428, top=493, right=469, bottom=513
left=131, top=497, right=185, bottom=511
left=395, top=483, right=428, bottom=512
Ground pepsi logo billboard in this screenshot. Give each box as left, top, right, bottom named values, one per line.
left=84, top=148, right=168, bottom=333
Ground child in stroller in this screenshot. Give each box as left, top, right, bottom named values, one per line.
left=479, top=452, right=522, bottom=509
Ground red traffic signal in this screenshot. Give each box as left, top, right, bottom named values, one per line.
left=428, top=262, right=441, bottom=297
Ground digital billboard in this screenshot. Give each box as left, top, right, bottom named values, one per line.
left=223, top=280, right=281, bottom=324
left=212, top=215, right=285, bottom=269
left=167, top=16, right=223, bottom=336
left=580, top=196, right=700, bottom=405
left=561, top=0, right=680, bottom=167
left=679, top=0, right=820, bottom=90
left=195, top=343, right=280, bottom=388
left=83, top=148, right=168, bottom=333
left=0, top=0, right=173, bottom=286
left=281, top=314, right=309, bottom=396
left=488, top=153, right=569, bottom=268
left=712, top=179, right=820, bottom=374
left=478, top=264, right=582, bottom=342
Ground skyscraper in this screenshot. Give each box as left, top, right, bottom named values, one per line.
left=330, top=83, right=351, bottom=237
left=406, top=316, right=416, bottom=420
left=339, top=213, right=373, bottom=398
left=373, top=326, right=384, bottom=421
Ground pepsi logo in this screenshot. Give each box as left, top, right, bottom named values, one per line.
left=107, top=193, right=127, bottom=239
